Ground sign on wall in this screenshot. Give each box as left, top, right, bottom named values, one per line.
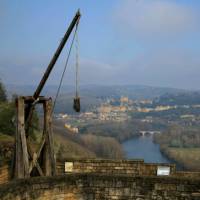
left=157, top=166, right=170, bottom=176
left=65, top=162, right=74, bottom=172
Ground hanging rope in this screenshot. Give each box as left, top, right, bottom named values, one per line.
left=52, top=22, right=79, bottom=115
left=75, top=22, right=80, bottom=98
left=73, top=21, right=81, bottom=112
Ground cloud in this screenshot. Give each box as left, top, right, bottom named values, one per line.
left=2, top=50, right=200, bottom=90
left=114, top=0, right=199, bottom=39
left=107, top=0, right=200, bottom=89
left=78, top=59, right=119, bottom=85
left=66, top=52, right=200, bottom=89
left=74, top=50, right=200, bottom=89
left=0, top=57, right=119, bottom=86
left=117, top=48, right=200, bottom=89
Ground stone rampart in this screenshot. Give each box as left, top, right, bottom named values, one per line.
left=60, top=159, right=176, bottom=176
left=1, top=159, right=200, bottom=199
left=1, top=173, right=200, bottom=199
left=0, top=165, right=10, bottom=185
left=59, top=159, right=200, bottom=178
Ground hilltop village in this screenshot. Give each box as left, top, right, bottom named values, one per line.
left=56, top=96, right=151, bottom=133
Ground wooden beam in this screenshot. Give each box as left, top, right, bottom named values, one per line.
left=43, top=99, right=56, bottom=176
left=28, top=137, right=45, bottom=174
left=14, top=97, right=29, bottom=178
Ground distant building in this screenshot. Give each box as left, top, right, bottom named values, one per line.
left=137, top=108, right=152, bottom=113
left=180, top=115, right=195, bottom=119
left=120, top=96, right=129, bottom=103
left=141, top=116, right=153, bottom=123
left=64, top=123, right=79, bottom=134
left=139, top=100, right=152, bottom=104
left=58, top=113, right=68, bottom=119
left=98, top=105, right=112, bottom=113
left=155, top=106, right=174, bottom=111
left=112, top=106, right=127, bottom=112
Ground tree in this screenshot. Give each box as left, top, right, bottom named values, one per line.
left=0, top=81, right=7, bottom=102
left=0, top=102, right=15, bottom=135
left=0, top=80, right=39, bottom=137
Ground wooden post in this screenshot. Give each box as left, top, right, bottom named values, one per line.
left=14, top=97, right=29, bottom=178
left=42, top=99, right=56, bottom=176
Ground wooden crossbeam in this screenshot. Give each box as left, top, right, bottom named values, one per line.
left=27, top=141, right=45, bottom=176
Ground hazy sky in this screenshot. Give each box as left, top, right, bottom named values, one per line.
left=1, top=0, right=200, bottom=89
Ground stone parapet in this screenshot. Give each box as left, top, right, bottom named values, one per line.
left=0, top=165, right=10, bottom=185
left=59, top=159, right=176, bottom=176
left=1, top=173, right=200, bottom=199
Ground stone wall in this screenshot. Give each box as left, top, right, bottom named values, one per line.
left=1, top=159, right=200, bottom=199
left=59, top=159, right=200, bottom=178
left=1, top=173, right=200, bottom=200
left=59, top=159, right=176, bottom=176
left=175, top=171, right=200, bottom=178
left=0, top=165, right=10, bottom=185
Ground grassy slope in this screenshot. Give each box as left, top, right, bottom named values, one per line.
left=0, top=117, right=124, bottom=164
left=53, top=120, right=124, bottom=159
left=53, top=119, right=130, bottom=159
left=36, top=122, right=97, bottom=160
left=0, top=129, right=96, bottom=165
left=0, top=134, right=14, bottom=143
left=54, top=134, right=96, bottom=160
left=0, top=133, right=14, bottom=166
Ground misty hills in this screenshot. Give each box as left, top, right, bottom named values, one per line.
left=153, top=92, right=200, bottom=106
left=6, top=84, right=189, bottom=113
left=7, top=84, right=187, bottom=99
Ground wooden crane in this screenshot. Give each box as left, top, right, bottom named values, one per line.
left=13, top=10, right=81, bottom=179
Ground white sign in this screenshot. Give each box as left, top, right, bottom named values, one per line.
left=65, top=162, right=73, bottom=172
left=157, top=166, right=170, bottom=176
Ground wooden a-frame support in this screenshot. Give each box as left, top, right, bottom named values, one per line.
left=13, top=96, right=56, bottom=179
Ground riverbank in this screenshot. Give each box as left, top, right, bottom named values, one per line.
left=153, top=128, right=200, bottom=171
left=159, top=145, right=200, bottom=171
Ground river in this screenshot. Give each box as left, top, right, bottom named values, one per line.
left=122, top=135, right=171, bottom=163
